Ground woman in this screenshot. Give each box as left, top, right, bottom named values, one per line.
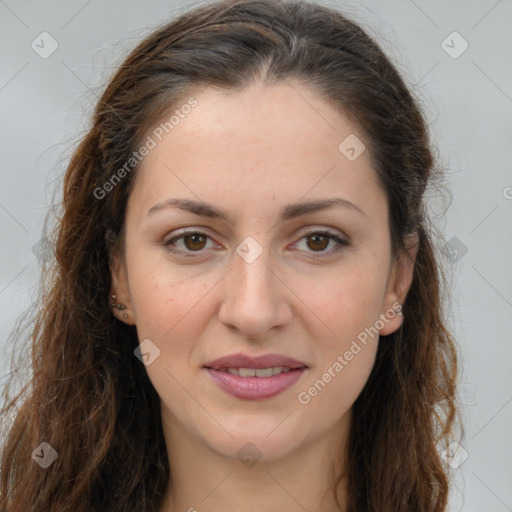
left=0, top=0, right=461, bottom=510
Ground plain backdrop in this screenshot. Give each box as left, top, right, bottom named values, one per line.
left=0, top=0, right=511, bottom=510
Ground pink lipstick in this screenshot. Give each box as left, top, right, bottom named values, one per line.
left=203, top=353, right=308, bottom=400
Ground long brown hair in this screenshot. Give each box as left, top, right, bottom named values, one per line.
left=0, top=0, right=461, bottom=510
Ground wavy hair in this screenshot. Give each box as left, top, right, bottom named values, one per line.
left=0, top=0, right=461, bottom=510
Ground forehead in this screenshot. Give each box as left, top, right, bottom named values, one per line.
left=129, top=80, right=386, bottom=222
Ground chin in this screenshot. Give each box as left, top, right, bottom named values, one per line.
left=209, top=436, right=299, bottom=465
left=201, top=416, right=308, bottom=463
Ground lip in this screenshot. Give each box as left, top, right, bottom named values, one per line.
left=203, top=352, right=309, bottom=400
left=205, top=367, right=308, bottom=400
left=203, top=353, right=308, bottom=370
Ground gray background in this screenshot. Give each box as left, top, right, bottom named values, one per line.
left=1, top=0, right=511, bottom=510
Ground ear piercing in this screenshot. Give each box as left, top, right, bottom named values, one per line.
left=110, top=294, right=128, bottom=318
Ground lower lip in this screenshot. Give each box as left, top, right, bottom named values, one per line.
left=205, top=368, right=307, bottom=400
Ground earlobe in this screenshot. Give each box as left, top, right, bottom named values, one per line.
left=110, top=293, right=129, bottom=319
left=109, top=251, right=136, bottom=325
left=109, top=299, right=136, bottom=325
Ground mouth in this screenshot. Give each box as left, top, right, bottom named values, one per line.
left=207, top=366, right=301, bottom=377
left=203, top=353, right=309, bottom=400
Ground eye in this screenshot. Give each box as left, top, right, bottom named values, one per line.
left=293, top=228, right=349, bottom=259
left=164, top=230, right=219, bottom=257
left=163, top=227, right=349, bottom=259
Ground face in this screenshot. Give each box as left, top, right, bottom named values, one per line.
left=110, top=80, right=415, bottom=463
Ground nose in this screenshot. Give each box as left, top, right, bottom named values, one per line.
left=218, top=242, right=293, bottom=339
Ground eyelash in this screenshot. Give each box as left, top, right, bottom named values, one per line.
left=163, top=228, right=350, bottom=260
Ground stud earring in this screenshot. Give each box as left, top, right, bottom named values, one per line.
left=110, top=293, right=128, bottom=313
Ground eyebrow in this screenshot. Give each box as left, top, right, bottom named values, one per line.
left=147, top=197, right=366, bottom=221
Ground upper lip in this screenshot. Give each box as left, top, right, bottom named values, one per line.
left=204, top=353, right=308, bottom=370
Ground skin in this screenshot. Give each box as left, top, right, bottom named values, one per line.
left=110, top=80, right=417, bottom=512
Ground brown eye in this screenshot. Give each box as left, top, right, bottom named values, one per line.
left=294, top=229, right=349, bottom=259
left=305, top=233, right=330, bottom=252
left=182, top=233, right=208, bottom=251
left=164, top=230, right=217, bottom=257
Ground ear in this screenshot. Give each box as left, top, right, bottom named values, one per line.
left=108, top=240, right=136, bottom=326
left=379, top=232, right=419, bottom=336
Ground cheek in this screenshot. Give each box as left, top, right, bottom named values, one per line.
left=126, top=242, right=210, bottom=336
left=297, top=284, right=381, bottom=418
left=292, top=257, right=386, bottom=406
left=127, top=264, right=211, bottom=413
left=132, top=277, right=210, bottom=346
left=292, top=259, right=389, bottom=343
left=298, top=343, right=378, bottom=424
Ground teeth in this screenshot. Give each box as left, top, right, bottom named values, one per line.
left=255, top=367, right=273, bottom=377
left=219, top=366, right=293, bottom=377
